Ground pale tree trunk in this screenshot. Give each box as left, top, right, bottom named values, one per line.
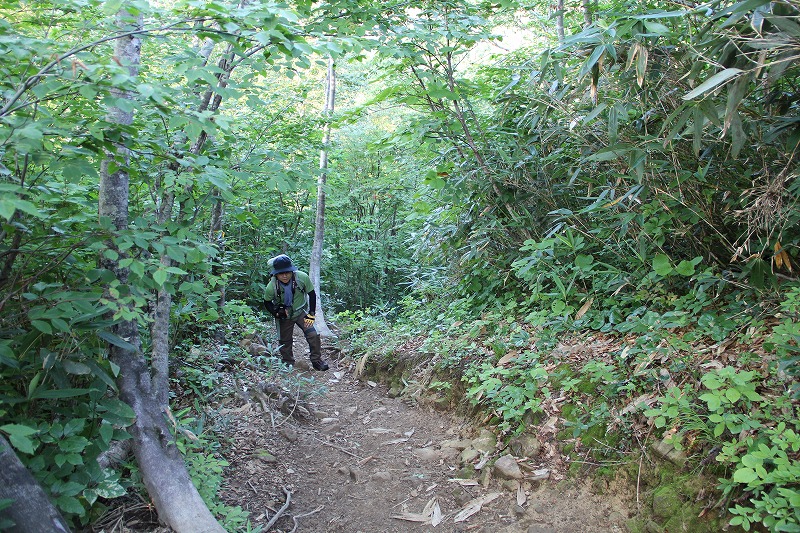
left=98, top=11, right=224, bottom=533
left=556, top=0, right=565, bottom=41
left=0, top=436, right=70, bottom=533
left=310, top=56, right=335, bottom=337
left=582, top=0, right=593, bottom=27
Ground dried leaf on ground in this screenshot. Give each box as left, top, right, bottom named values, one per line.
left=517, top=485, right=526, bottom=506
left=453, top=492, right=502, bottom=523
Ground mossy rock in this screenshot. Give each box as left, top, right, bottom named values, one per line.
left=652, top=485, right=683, bottom=519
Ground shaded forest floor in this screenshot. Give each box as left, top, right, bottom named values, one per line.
left=211, top=330, right=633, bottom=532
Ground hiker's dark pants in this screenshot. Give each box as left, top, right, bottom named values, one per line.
left=277, top=315, right=322, bottom=364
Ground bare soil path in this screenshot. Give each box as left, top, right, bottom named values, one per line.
left=217, top=334, right=633, bottom=533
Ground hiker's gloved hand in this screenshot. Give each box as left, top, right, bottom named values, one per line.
left=303, top=313, right=315, bottom=329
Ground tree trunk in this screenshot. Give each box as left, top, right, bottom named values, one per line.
left=556, top=0, right=565, bottom=41
left=209, top=189, right=226, bottom=342
left=0, top=436, right=70, bottom=533
left=310, top=56, right=335, bottom=337
left=582, top=0, right=592, bottom=27
left=98, top=11, right=224, bottom=533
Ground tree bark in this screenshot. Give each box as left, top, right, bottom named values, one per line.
left=0, top=436, right=70, bottom=533
left=582, top=0, right=592, bottom=27
left=556, top=0, right=565, bottom=41
left=310, top=56, right=335, bottom=337
left=98, top=11, right=224, bottom=533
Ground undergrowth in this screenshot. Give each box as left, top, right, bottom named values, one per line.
left=337, top=267, right=800, bottom=532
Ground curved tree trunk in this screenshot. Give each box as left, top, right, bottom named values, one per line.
left=310, top=56, right=335, bottom=338
left=98, top=11, right=224, bottom=533
left=0, top=436, right=70, bottom=533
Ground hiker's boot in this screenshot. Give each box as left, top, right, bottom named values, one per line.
left=282, top=358, right=295, bottom=368
left=312, top=360, right=329, bottom=371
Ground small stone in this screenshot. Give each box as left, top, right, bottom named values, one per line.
left=388, top=386, right=402, bottom=398
left=320, top=417, right=340, bottom=424
left=278, top=427, right=298, bottom=442
left=413, top=447, right=439, bottom=461
left=371, top=471, right=393, bottom=483
left=337, top=466, right=350, bottom=476
left=460, top=448, right=480, bottom=464
left=349, top=467, right=363, bottom=482
left=441, top=439, right=472, bottom=450
left=314, top=410, right=330, bottom=419
left=248, top=343, right=268, bottom=356
left=509, top=434, right=541, bottom=458
left=471, top=434, right=496, bottom=454
left=494, top=454, right=523, bottom=480
left=650, top=438, right=687, bottom=467
left=527, top=525, right=556, bottom=533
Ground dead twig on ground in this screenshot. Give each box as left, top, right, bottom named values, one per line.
left=309, top=434, right=363, bottom=460
left=289, top=505, right=324, bottom=533
left=264, top=487, right=292, bottom=531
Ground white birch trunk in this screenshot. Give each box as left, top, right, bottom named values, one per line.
left=310, top=56, right=335, bottom=337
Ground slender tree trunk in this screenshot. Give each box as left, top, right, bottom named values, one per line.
left=0, top=436, right=70, bottom=533
left=209, top=189, right=226, bottom=342
left=582, top=0, right=592, bottom=27
left=556, top=0, right=565, bottom=41
left=310, top=56, right=335, bottom=337
left=98, top=11, right=223, bottom=533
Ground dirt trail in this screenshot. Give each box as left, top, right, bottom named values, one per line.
left=218, top=333, right=633, bottom=533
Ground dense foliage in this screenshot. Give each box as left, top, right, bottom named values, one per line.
left=0, top=0, right=798, bottom=530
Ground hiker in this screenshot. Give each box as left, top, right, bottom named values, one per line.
left=263, top=254, right=329, bottom=371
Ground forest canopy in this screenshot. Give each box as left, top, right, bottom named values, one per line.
left=0, top=0, right=798, bottom=531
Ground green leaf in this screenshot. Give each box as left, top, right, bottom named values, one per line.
left=62, top=361, right=92, bottom=375
left=675, top=259, right=696, bottom=276
left=56, top=495, right=84, bottom=516
left=153, top=268, right=168, bottom=287
left=700, top=392, right=722, bottom=411
left=97, top=331, right=138, bottom=352
left=683, top=68, right=743, bottom=100
left=58, top=436, right=89, bottom=453
left=652, top=254, right=673, bottom=276
left=31, top=388, right=91, bottom=399
left=0, top=423, right=38, bottom=437
left=726, top=388, right=742, bottom=403
left=9, top=434, right=34, bottom=454
left=733, top=467, right=759, bottom=484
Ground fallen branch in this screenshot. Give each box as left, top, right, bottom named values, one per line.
left=289, top=505, right=324, bottom=533
left=265, top=487, right=292, bottom=531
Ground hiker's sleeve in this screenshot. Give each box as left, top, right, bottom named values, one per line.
left=263, top=280, right=276, bottom=311
left=308, top=290, right=316, bottom=315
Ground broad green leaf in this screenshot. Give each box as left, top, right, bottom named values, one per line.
left=8, top=434, right=35, bottom=454
left=653, top=254, right=673, bottom=276
left=726, top=388, right=742, bottom=402
left=97, top=331, right=138, bottom=352
left=699, top=392, right=721, bottom=411
left=0, top=423, right=38, bottom=437
left=683, top=68, right=743, bottom=100
left=733, top=467, right=759, bottom=484
left=675, top=260, right=696, bottom=276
